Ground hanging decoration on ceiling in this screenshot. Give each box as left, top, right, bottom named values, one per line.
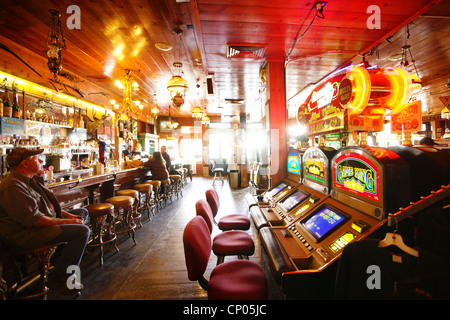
left=400, top=23, right=419, bottom=78
left=167, top=27, right=188, bottom=108
left=46, top=9, right=66, bottom=79
left=113, top=69, right=142, bottom=118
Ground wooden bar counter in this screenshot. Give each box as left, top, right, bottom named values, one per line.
left=47, top=167, right=152, bottom=210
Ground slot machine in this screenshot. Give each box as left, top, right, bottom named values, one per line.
left=259, top=146, right=419, bottom=299
left=246, top=149, right=303, bottom=228
left=412, top=145, right=450, bottom=186
left=249, top=147, right=336, bottom=230
left=390, top=146, right=450, bottom=202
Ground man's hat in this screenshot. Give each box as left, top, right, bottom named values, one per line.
left=419, top=137, right=437, bottom=146
left=6, top=147, right=44, bottom=168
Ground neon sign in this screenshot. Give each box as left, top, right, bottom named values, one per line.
left=334, top=152, right=379, bottom=201
left=298, top=65, right=419, bottom=136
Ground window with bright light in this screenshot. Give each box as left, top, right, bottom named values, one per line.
left=208, top=131, right=233, bottom=160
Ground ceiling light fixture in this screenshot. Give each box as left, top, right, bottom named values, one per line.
left=192, top=106, right=204, bottom=120
left=150, top=94, right=160, bottom=119
left=114, top=69, right=142, bottom=118
left=201, top=115, right=210, bottom=126
left=46, top=9, right=66, bottom=79
left=167, top=27, right=188, bottom=108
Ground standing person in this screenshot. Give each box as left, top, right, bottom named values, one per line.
left=0, top=148, right=90, bottom=295
left=160, top=146, right=172, bottom=172
left=161, top=145, right=180, bottom=175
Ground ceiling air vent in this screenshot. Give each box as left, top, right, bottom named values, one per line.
left=226, top=43, right=266, bottom=59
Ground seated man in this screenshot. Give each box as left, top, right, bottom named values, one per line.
left=0, top=148, right=90, bottom=295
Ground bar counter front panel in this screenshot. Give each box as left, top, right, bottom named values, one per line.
left=48, top=167, right=152, bottom=210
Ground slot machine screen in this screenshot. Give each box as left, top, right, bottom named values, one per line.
left=280, top=189, right=309, bottom=211
left=333, top=151, right=381, bottom=206
left=301, top=205, right=350, bottom=242
left=267, top=182, right=289, bottom=197
left=287, top=150, right=301, bottom=175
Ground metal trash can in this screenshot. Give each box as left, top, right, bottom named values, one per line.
left=230, top=170, right=239, bottom=188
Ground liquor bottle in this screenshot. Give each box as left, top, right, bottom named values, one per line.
left=3, top=89, right=12, bottom=117
left=12, top=92, right=20, bottom=118
left=0, top=94, right=3, bottom=117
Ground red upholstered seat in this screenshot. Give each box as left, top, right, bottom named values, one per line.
left=196, top=199, right=254, bottom=264
left=212, top=230, right=254, bottom=257
left=208, top=259, right=268, bottom=300
left=183, top=216, right=268, bottom=300
left=205, top=188, right=251, bottom=231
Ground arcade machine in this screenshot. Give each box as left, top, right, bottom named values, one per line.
left=259, top=146, right=430, bottom=299
left=245, top=149, right=302, bottom=209
left=249, top=146, right=337, bottom=231
left=390, top=145, right=450, bottom=201
left=246, top=149, right=303, bottom=228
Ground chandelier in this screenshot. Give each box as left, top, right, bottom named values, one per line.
left=167, top=27, right=188, bottom=108
left=161, top=106, right=179, bottom=130
left=167, top=62, right=188, bottom=108
left=201, top=115, right=210, bottom=126
left=191, top=106, right=205, bottom=120
left=46, top=9, right=66, bottom=79
left=150, top=93, right=160, bottom=119
left=113, top=69, right=142, bottom=117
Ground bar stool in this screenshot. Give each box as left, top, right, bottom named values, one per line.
left=134, top=183, right=153, bottom=219
left=176, top=168, right=187, bottom=186
left=116, top=189, right=142, bottom=227
left=170, top=174, right=182, bottom=199
left=205, top=188, right=251, bottom=231
left=160, top=179, right=172, bottom=206
left=9, top=242, right=66, bottom=299
left=196, top=199, right=255, bottom=265
left=183, top=216, right=268, bottom=300
left=106, top=195, right=136, bottom=245
left=209, top=160, right=224, bottom=186
left=85, top=203, right=118, bottom=266
left=145, top=180, right=162, bottom=212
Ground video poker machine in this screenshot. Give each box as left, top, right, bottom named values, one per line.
left=259, top=146, right=427, bottom=299
left=247, top=148, right=303, bottom=228
left=249, top=147, right=337, bottom=231
left=246, top=149, right=302, bottom=209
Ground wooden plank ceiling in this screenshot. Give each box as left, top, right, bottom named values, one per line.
left=0, top=0, right=448, bottom=122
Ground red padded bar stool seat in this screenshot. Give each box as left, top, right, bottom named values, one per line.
left=206, top=188, right=251, bottom=231
left=208, top=259, right=268, bottom=300
left=196, top=199, right=254, bottom=264
left=183, top=216, right=268, bottom=300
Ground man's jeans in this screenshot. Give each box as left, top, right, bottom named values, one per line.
left=47, top=208, right=90, bottom=281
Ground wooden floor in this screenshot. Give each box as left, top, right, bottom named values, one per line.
left=49, top=176, right=284, bottom=300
